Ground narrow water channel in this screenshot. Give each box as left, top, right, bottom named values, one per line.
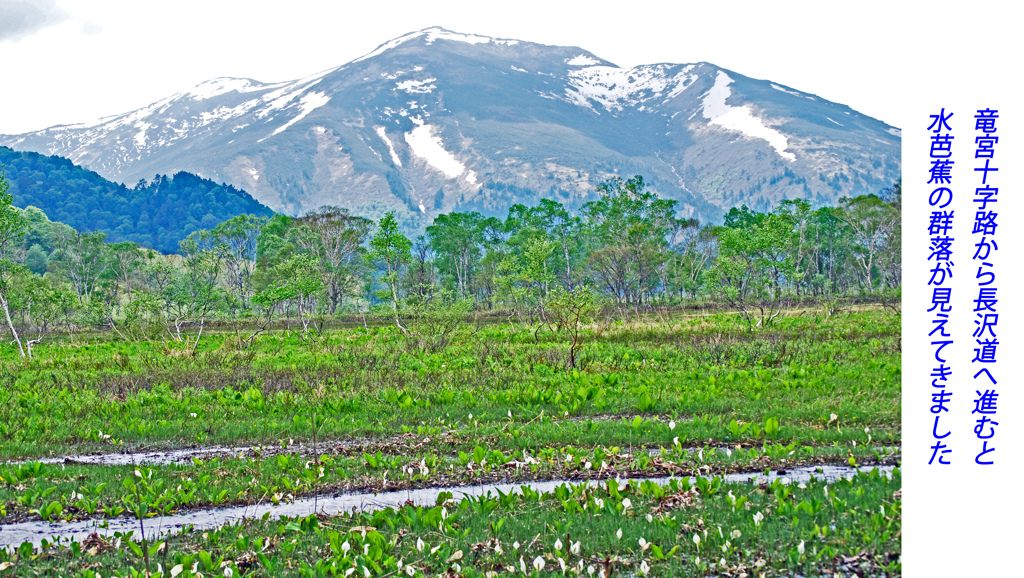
left=0, top=464, right=895, bottom=548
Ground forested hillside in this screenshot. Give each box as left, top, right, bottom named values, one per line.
left=0, top=146, right=273, bottom=253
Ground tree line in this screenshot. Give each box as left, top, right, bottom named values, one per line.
left=0, top=173, right=900, bottom=357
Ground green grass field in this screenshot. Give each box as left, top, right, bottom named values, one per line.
left=0, top=307, right=901, bottom=576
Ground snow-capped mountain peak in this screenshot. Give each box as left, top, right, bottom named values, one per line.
left=1, top=28, right=899, bottom=225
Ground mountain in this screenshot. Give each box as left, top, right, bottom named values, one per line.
left=0, top=146, right=273, bottom=253
left=0, top=27, right=900, bottom=226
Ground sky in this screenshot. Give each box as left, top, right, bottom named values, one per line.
left=0, top=0, right=1005, bottom=135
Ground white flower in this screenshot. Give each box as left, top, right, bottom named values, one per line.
left=555, top=538, right=563, bottom=551
left=639, top=560, right=650, bottom=575
left=224, top=568, right=233, bottom=578
left=533, top=557, right=545, bottom=571
left=594, top=498, right=604, bottom=509
left=587, top=565, right=595, bottom=576
left=190, top=413, right=197, bottom=418
left=416, top=537, right=425, bottom=552
left=622, top=498, right=632, bottom=509
left=752, top=511, right=764, bottom=526
left=441, top=507, right=448, bottom=520
left=616, top=528, right=622, bottom=540
left=798, top=540, right=805, bottom=555
left=513, top=541, right=520, bottom=550
left=342, top=541, right=351, bottom=553
left=558, top=557, right=566, bottom=573
left=397, top=560, right=403, bottom=570
left=584, top=461, right=592, bottom=470
left=646, top=514, right=653, bottom=523
left=364, top=543, right=370, bottom=556
left=405, top=566, right=415, bottom=577
left=468, top=413, right=473, bottom=420
left=509, top=410, right=513, bottom=418
left=520, top=556, right=527, bottom=574
left=570, top=541, right=581, bottom=555
left=171, top=565, right=184, bottom=577
left=673, top=436, right=680, bottom=446
left=693, top=534, right=700, bottom=546
left=669, top=420, right=676, bottom=430
left=731, top=529, right=742, bottom=539
left=495, top=543, right=504, bottom=554
left=638, top=537, right=649, bottom=551
left=363, top=566, right=371, bottom=578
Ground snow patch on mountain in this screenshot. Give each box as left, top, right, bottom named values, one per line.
left=395, top=78, right=437, bottom=94
left=663, top=66, right=698, bottom=101
left=567, top=64, right=696, bottom=111
left=703, top=71, right=795, bottom=162
left=770, top=83, right=801, bottom=97
left=375, top=126, right=402, bottom=166
left=424, top=28, right=518, bottom=46
left=262, top=91, right=331, bottom=141
left=567, top=55, right=600, bottom=66
left=887, top=127, right=902, bottom=136
left=134, top=122, right=151, bottom=148
left=189, top=78, right=268, bottom=100
left=352, top=27, right=517, bottom=64
left=404, top=117, right=476, bottom=183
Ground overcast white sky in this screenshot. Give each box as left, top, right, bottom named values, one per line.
left=0, top=0, right=1011, bottom=135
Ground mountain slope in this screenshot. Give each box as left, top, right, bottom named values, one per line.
left=0, top=146, right=274, bottom=253
left=1, top=27, right=900, bottom=225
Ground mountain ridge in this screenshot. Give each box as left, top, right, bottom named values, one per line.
left=0, top=27, right=900, bottom=226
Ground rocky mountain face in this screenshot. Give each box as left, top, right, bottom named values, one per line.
left=1, top=27, right=900, bottom=226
